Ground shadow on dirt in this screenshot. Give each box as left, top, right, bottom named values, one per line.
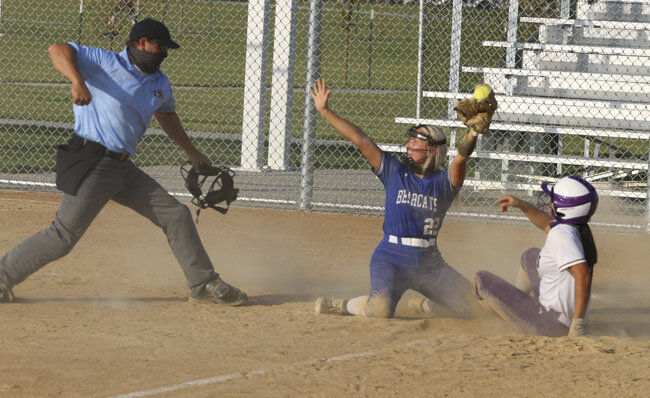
left=246, top=293, right=313, bottom=306
left=14, top=296, right=188, bottom=304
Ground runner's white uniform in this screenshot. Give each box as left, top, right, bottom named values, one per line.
left=538, top=224, right=590, bottom=327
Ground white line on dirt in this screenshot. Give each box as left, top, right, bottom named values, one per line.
left=110, top=351, right=379, bottom=398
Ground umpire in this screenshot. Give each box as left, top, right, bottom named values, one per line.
left=0, top=19, right=247, bottom=306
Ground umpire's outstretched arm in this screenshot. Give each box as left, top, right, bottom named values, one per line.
left=48, top=43, right=92, bottom=106
left=154, top=112, right=212, bottom=171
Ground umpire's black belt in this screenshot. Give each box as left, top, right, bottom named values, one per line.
left=76, top=136, right=130, bottom=161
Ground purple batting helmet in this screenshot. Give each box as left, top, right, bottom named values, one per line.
left=541, top=176, right=598, bottom=224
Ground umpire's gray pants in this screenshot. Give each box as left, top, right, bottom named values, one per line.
left=0, top=156, right=218, bottom=296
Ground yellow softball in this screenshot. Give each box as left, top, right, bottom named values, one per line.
left=473, top=84, right=492, bottom=101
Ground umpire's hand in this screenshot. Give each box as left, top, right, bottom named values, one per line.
left=47, top=43, right=92, bottom=105
left=71, top=80, right=92, bottom=106
left=188, top=149, right=213, bottom=172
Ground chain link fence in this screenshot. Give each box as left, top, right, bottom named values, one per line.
left=0, top=0, right=648, bottom=232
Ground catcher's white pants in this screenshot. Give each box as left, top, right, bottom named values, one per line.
left=0, top=157, right=218, bottom=296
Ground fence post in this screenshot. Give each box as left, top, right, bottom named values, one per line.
left=504, top=0, right=518, bottom=94
left=415, top=0, right=425, bottom=118
left=447, top=0, right=462, bottom=117
left=268, top=0, right=299, bottom=170
left=299, top=0, right=323, bottom=211
left=241, top=0, right=272, bottom=171
left=78, top=0, right=84, bottom=45
left=502, top=0, right=520, bottom=181
left=646, top=143, right=650, bottom=233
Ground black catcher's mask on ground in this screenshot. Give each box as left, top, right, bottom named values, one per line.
left=180, top=161, right=239, bottom=221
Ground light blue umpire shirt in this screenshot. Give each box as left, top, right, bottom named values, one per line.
left=67, top=42, right=176, bottom=155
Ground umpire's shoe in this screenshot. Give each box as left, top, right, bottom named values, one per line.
left=190, top=277, right=247, bottom=306
left=0, top=282, right=15, bottom=303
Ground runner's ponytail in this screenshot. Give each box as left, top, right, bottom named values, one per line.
left=575, top=223, right=597, bottom=274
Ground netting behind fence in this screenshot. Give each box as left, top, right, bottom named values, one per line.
left=0, top=0, right=648, bottom=232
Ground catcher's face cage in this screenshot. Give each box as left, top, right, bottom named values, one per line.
left=406, top=125, right=447, bottom=147
left=402, top=125, right=446, bottom=175
left=180, top=161, right=239, bottom=219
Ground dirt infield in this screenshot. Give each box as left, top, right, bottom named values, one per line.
left=0, top=190, right=648, bottom=397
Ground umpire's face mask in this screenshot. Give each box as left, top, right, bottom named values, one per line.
left=127, top=46, right=168, bottom=74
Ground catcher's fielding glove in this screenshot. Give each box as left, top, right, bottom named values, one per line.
left=453, top=84, right=498, bottom=135
left=180, top=161, right=239, bottom=221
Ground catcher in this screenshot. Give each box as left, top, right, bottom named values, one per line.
left=311, top=79, right=497, bottom=318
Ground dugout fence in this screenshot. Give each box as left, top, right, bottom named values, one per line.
left=0, top=0, right=648, bottom=233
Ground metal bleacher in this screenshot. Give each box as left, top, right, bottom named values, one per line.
left=395, top=0, right=650, bottom=200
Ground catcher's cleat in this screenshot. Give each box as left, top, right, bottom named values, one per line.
left=0, top=282, right=15, bottom=303
left=190, top=277, right=247, bottom=306
left=314, top=297, right=348, bottom=315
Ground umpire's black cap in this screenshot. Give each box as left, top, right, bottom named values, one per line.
left=129, top=18, right=180, bottom=49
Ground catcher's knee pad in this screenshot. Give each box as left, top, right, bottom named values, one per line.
left=364, top=293, right=393, bottom=318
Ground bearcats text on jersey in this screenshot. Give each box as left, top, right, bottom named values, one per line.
left=395, top=189, right=438, bottom=211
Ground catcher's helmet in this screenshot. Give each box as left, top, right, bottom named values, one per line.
left=180, top=161, right=238, bottom=220
left=541, top=176, right=598, bottom=224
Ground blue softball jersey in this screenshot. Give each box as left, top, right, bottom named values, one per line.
left=373, top=151, right=460, bottom=240
left=66, top=42, right=176, bottom=155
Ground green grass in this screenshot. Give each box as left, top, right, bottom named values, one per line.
left=0, top=122, right=370, bottom=172
left=1, top=0, right=647, bottom=177
left=0, top=124, right=67, bottom=173
left=1, top=1, right=423, bottom=141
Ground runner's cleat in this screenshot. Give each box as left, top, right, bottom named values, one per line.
left=314, top=296, right=348, bottom=315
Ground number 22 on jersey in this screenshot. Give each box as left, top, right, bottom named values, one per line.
left=423, top=217, right=440, bottom=236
